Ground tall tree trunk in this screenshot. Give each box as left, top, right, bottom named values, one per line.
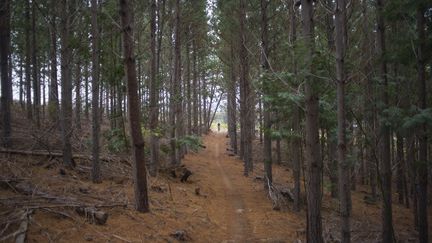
left=84, top=60, right=89, bottom=119
left=42, top=66, right=46, bottom=119
left=149, top=0, right=159, bottom=176
left=48, top=0, right=59, bottom=122
left=90, top=0, right=101, bottom=183
left=239, top=0, right=252, bottom=175
left=227, top=43, right=238, bottom=154
left=335, top=0, right=351, bottom=241
left=261, top=0, right=272, bottom=186
left=170, top=0, right=181, bottom=165
left=168, top=1, right=177, bottom=165
left=119, top=0, right=149, bottom=213
left=376, top=0, right=395, bottom=241
left=396, top=134, right=405, bottom=204
left=292, top=105, right=301, bottom=211
left=185, top=31, right=192, bottom=136
left=328, top=132, right=338, bottom=198
left=360, top=0, right=377, bottom=202
left=275, top=130, right=281, bottom=164
left=0, top=0, right=11, bottom=147
left=60, top=0, right=74, bottom=167
left=290, top=0, right=301, bottom=212
left=75, top=59, right=81, bottom=130
left=301, top=0, right=323, bottom=242
left=19, top=58, right=24, bottom=109
left=258, top=96, right=263, bottom=143
left=25, top=0, right=32, bottom=120
left=198, top=61, right=203, bottom=135
left=192, top=39, right=199, bottom=135
left=175, top=0, right=185, bottom=159
left=406, top=135, right=418, bottom=227
left=416, top=4, right=428, bottom=242
left=32, top=1, right=40, bottom=127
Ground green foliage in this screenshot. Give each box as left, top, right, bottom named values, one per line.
left=103, top=128, right=129, bottom=153
left=159, top=143, right=171, bottom=155
left=379, top=106, right=406, bottom=130
left=270, top=128, right=301, bottom=141
left=402, top=108, right=432, bottom=131
left=177, top=135, right=204, bottom=152
left=378, top=106, right=432, bottom=136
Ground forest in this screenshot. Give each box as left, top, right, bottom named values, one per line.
left=0, top=0, right=431, bottom=242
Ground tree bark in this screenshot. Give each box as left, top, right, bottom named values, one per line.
left=149, top=0, right=159, bottom=176
left=227, top=43, right=238, bottom=154
left=406, top=135, right=418, bottom=227
left=84, top=60, right=89, bottom=119
left=261, top=0, right=272, bottom=187
left=75, top=59, right=82, bottom=130
left=335, top=0, right=351, bottom=241
left=170, top=0, right=183, bottom=165
left=376, top=0, right=395, bottom=241
left=19, top=58, right=24, bottom=109
left=0, top=0, right=11, bottom=147
left=175, top=0, right=185, bottom=159
left=48, top=0, right=59, bottom=122
left=192, top=39, right=199, bottom=135
left=119, top=0, right=149, bottom=213
left=239, top=0, right=253, bottom=175
left=396, top=134, right=405, bottom=204
left=32, top=1, right=40, bottom=128
left=60, top=0, right=74, bottom=167
left=301, top=0, right=323, bottom=242
left=185, top=30, right=192, bottom=136
left=25, top=0, right=32, bottom=120
left=91, top=0, right=101, bottom=183
left=289, top=0, right=301, bottom=212
left=416, top=4, right=428, bottom=242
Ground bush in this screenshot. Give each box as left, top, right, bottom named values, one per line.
left=177, top=135, right=204, bottom=152
left=103, top=128, right=129, bottom=153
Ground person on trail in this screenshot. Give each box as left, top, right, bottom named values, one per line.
left=217, top=123, right=220, bottom=132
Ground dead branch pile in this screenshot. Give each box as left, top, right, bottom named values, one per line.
left=0, top=148, right=130, bottom=166
left=0, top=177, right=127, bottom=208
left=266, top=179, right=294, bottom=211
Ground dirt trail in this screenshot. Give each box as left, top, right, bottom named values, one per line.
left=182, top=132, right=302, bottom=242
left=2, top=130, right=427, bottom=242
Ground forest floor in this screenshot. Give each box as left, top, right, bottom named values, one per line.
left=0, top=126, right=431, bottom=242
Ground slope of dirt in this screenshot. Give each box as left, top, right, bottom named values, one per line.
left=1, top=130, right=430, bottom=242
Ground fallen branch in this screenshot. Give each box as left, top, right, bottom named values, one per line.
left=112, top=234, right=132, bottom=243
left=15, top=209, right=33, bottom=243
left=76, top=207, right=108, bottom=225
left=0, top=202, right=128, bottom=210
left=267, top=180, right=291, bottom=211
left=0, top=209, right=33, bottom=243
left=0, top=148, right=130, bottom=165
left=0, top=180, right=128, bottom=210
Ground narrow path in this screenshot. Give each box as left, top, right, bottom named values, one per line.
left=183, top=132, right=302, bottom=242
left=212, top=133, right=251, bottom=241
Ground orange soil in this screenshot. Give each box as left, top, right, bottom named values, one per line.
left=1, top=132, right=430, bottom=242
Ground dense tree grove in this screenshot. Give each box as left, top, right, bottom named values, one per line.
left=0, top=0, right=431, bottom=242
left=216, top=0, right=431, bottom=242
